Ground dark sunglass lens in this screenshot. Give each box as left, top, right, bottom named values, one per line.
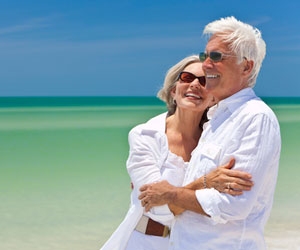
left=180, top=72, right=195, bottom=83
left=199, top=52, right=206, bottom=62
left=210, top=51, right=222, bottom=62
left=199, top=76, right=206, bottom=86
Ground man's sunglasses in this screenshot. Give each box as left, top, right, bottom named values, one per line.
left=178, top=71, right=206, bottom=86
left=199, top=51, right=236, bottom=63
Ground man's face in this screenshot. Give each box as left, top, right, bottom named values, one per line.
left=202, top=35, right=247, bottom=102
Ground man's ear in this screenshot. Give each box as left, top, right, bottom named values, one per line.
left=243, top=59, right=254, bottom=76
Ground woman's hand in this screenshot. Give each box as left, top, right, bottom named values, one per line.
left=205, top=158, right=254, bottom=195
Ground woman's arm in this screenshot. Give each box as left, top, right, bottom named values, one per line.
left=127, top=126, right=164, bottom=192
left=127, top=125, right=175, bottom=223
left=185, top=158, right=253, bottom=195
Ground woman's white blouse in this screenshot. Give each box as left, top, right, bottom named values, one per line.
left=101, top=112, right=187, bottom=250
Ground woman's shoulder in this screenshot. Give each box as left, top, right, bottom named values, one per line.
left=128, top=112, right=168, bottom=151
left=129, top=112, right=168, bottom=137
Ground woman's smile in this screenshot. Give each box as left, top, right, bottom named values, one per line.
left=184, top=91, right=202, bottom=101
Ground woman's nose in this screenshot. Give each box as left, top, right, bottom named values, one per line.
left=190, top=79, right=201, bottom=89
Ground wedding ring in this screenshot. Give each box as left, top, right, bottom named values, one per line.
left=227, top=183, right=231, bottom=190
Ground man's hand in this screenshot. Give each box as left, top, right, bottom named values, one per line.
left=138, top=180, right=176, bottom=212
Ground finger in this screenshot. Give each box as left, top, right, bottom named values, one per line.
left=231, top=177, right=254, bottom=186
left=221, top=178, right=253, bottom=190
left=138, top=192, right=146, bottom=200
left=227, top=189, right=243, bottom=196
left=143, top=196, right=150, bottom=203
left=229, top=182, right=252, bottom=191
left=139, top=184, right=149, bottom=192
left=222, top=158, right=235, bottom=169
left=145, top=203, right=152, bottom=212
left=226, top=170, right=252, bottom=180
left=141, top=198, right=149, bottom=207
left=220, top=175, right=253, bottom=188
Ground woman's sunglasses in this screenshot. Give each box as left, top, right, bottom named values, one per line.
left=178, top=71, right=206, bottom=87
left=199, top=51, right=236, bottom=63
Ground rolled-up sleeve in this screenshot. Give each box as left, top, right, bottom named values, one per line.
left=127, top=126, right=174, bottom=224
left=195, top=114, right=281, bottom=224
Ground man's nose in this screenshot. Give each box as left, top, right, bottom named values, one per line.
left=202, top=57, right=214, bottom=70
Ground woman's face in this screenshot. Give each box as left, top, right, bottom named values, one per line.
left=172, top=62, right=214, bottom=113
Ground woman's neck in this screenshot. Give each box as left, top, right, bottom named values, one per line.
left=167, top=107, right=204, bottom=140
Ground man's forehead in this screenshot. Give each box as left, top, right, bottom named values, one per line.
left=206, top=34, right=230, bottom=52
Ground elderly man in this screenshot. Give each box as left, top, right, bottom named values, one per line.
left=139, top=16, right=281, bottom=249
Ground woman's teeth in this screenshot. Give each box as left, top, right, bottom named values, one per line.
left=185, top=93, right=201, bottom=99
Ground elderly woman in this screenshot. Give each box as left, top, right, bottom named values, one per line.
left=101, top=55, right=253, bottom=250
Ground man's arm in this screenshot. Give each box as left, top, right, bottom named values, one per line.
left=139, top=181, right=209, bottom=215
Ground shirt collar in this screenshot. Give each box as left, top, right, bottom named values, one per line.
left=208, top=88, right=258, bottom=119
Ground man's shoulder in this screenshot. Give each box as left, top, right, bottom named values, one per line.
left=242, top=98, right=277, bottom=118
left=217, top=88, right=276, bottom=122
left=236, top=98, right=280, bottom=129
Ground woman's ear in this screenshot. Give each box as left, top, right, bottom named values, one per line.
left=170, top=86, right=176, bottom=99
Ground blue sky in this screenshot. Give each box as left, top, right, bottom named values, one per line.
left=0, top=0, right=299, bottom=97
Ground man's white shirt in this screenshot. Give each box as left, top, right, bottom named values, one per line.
left=168, top=88, right=281, bottom=250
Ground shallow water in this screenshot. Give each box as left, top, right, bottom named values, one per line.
left=1, top=99, right=299, bottom=250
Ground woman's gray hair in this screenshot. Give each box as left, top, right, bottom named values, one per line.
left=157, top=55, right=200, bottom=115
left=203, top=16, right=266, bottom=88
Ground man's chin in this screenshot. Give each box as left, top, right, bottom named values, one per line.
left=205, top=83, right=217, bottom=92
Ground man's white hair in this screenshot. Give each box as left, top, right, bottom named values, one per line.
left=203, top=16, right=266, bottom=88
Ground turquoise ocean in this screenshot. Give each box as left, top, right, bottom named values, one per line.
left=1, top=97, right=300, bottom=250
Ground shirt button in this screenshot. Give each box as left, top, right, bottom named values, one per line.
left=170, top=242, right=174, bottom=246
